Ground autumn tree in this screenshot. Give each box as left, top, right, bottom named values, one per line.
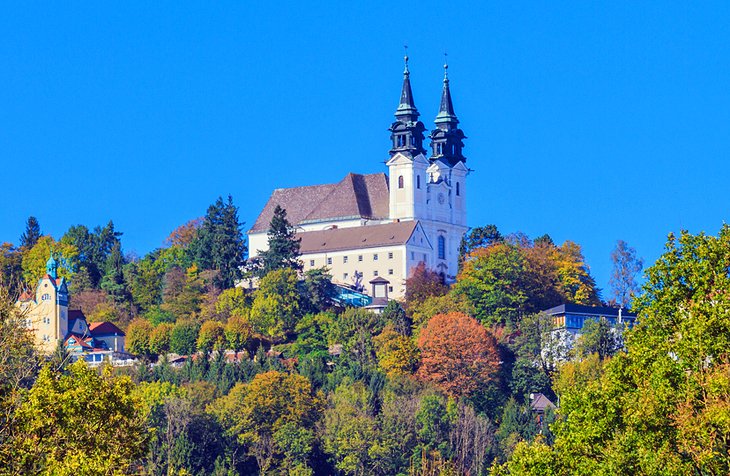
left=21, top=236, right=79, bottom=286
left=499, top=227, right=730, bottom=475
left=170, top=320, right=200, bottom=356
left=166, top=218, right=203, bottom=248
left=373, top=325, right=418, bottom=378
left=8, top=362, right=148, bottom=474
left=197, top=320, right=226, bottom=355
left=126, top=318, right=154, bottom=358
left=405, top=262, right=448, bottom=310
left=458, top=224, right=503, bottom=269
left=608, top=239, right=643, bottom=308
left=257, top=205, right=302, bottom=276
left=149, top=322, right=173, bottom=356
left=225, top=315, right=252, bottom=356
left=208, top=370, right=321, bottom=474
left=417, top=312, right=500, bottom=397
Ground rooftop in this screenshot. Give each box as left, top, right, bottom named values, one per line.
left=297, top=220, right=418, bottom=254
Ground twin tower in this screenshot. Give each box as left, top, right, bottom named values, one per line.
left=385, top=56, right=469, bottom=282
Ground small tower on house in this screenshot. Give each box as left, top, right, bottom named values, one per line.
left=388, top=54, right=430, bottom=221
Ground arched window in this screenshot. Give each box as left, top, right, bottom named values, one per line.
left=398, top=175, right=404, bottom=189
left=438, top=236, right=446, bottom=260
left=456, top=182, right=460, bottom=196
left=417, top=175, right=421, bottom=189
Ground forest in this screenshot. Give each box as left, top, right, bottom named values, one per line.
left=0, top=195, right=727, bottom=475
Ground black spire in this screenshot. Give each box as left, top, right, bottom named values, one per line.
left=389, top=54, right=427, bottom=158
left=429, top=62, right=466, bottom=166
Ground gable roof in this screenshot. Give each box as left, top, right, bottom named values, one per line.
left=249, top=173, right=389, bottom=233
left=297, top=221, right=418, bottom=254
left=89, top=321, right=125, bottom=337
left=530, top=393, right=557, bottom=413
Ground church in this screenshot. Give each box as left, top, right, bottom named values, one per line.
left=248, top=57, right=469, bottom=300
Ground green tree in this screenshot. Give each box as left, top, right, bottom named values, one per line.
left=257, top=205, right=302, bottom=276
left=101, top=241, right=128, bottom=303
left=225, top=314, right=252, bottom=356
left=21, top=236, right=78, bottom=286
left=126, top=254, right=164, bottom=312
left=192, top=196, right=247, bottom=289
left=0, top=243, right=23, bottom=293
left=301, top=267, right=335, bottom=313
left=458, top=224, right=503, bottom=270
left=170, top=320, right=200, bottom=356
left=19, top=216, right=41, bottom=251
left=8, top=362, right=148, bottom=475
left=573, top=317, right=622, bottom=360
left=249, top=268, right=302, bottom=342
left=500, top=227, right=730, bottom=475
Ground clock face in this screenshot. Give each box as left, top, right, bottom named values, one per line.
left=438, top=193, right=445, bottom=204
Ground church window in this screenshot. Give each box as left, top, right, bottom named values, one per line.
left=456, top=182, right=460, bottom=196
left=327, top=257, right=332, bottom=265
left=398, top=176, right=404, bottom=189
left=309, top=260, right=315, bottom=266
left=373, top=254, right=378, bottom=261
left=438, top=236, right=446, bottom=260
left=41, top=293, right=50, bottom=301
left=388, top=252, right=393, bottom=259
left=388, top=269, right=394, bottom=275
left=417, top=175, right=421, bottom=189
left=343, top=256, right=348, bottom=263
left=358, top=255, right=363, bottom=262
left=374, top=270, right=379, bottom=277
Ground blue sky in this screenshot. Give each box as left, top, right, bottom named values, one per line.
left=2, top=2, right=729, bottom=297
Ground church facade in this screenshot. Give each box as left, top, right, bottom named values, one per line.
left=248, top=59, right=469, bottom=299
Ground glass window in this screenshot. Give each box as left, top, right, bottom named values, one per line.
left=373, top=254, right=378, bottom=261
left=344, top=273, right=349, bottom=280
left=388, top=269, right=394, bottom=275
left=309, top=259, right=315, bottom=266
left=388, top=252, right=393, bottom=259
left=417, top=175, right=421, bottom=189
left=327, top=257, right=332, bottom=265
left=358, top=255, right=363, bottom=262
left=411, top=252, right=415, bottom=260
left=388, top=286, right=394, bottom=292
left=456, top=182, right=460, bottom=196
left=398, top=176, right=404, bottom=188
left=438, top=236, right=446, bottom=260
left=374, top=271, right=379, bottom=277
left=343, top=256, right=348, bottom=263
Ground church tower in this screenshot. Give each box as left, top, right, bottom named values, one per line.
left=387, top=55, right=430, bottom=221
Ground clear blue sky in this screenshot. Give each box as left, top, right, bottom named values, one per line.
left=2, top=2, right=729, bottom=297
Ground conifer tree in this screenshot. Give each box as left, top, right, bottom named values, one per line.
left=257, top=205, right=301, bottom=277
left=19, top=216, right=41, bottom=251
left=101, top=241, right=128, bottom=303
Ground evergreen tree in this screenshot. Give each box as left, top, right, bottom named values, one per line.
left=19, top=216, right=41, bottom=251
left=257, top=205, right=301, bottom=276
left=193, top=196, right=247, bottom=289
left=101, top=241, right=128, bottom=303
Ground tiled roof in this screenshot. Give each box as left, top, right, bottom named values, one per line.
left=530, top=393, right=557, bottom=412
left=89, top=321, right=125, bottom=337
left=297, top=221, right=418, bottom=254
left=249, top=173, right=389, bottom=233
left=18, top=291, right=34, bottom=302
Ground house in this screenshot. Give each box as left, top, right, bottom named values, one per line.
left=543, top=303, right=637, bottom=339
left=248, top=57, right=470, bottom=300
left=16, top=253, right=132, bottom=365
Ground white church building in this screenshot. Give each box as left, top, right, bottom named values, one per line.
left=248, top=58, right=469, bottom=300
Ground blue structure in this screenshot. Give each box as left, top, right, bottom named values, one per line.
left=332, top=284, right=373, bottom=307
left=543, top=303, right=637, bottom=337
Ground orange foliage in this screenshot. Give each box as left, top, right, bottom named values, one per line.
left=165, top=218, right=203, bottom=247
left=416, top=312, right=500, bottom=397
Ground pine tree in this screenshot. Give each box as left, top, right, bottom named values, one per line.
left=19, top=216, right=41, bottom=250
left=101, top=241, right=128, bottom=303
left=258, top=205, right=302, bottom=277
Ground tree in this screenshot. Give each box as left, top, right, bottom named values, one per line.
left=301, top=267, right=336, bottom=313
left=501, top=227, right=730, bottom=475
left=608, top=239, right=643, bottom=308
left=404, top=262, right=448, bottom=310
left=126, top=318, right=154, bottom=357
left=0, top=243, right=23, bottom=293
left=257, top=205, right=302, bottom=276
left=61, top=221, right=122, bottom=289
left=126, top=255, right=164, bottom=313
left=7, top=362, right=148, bottom=474
left=458, top=224, right=502, bottom=269
left=149, top=323, right=174, bottom=356
left=373, top=325, right=418, bottom=378
left=19, top=216, right=41, bottom=251
left=215, top=287, right=250, bottom=320
left=170, top=320, right=200, bottom=356
left=166, top=218, right=203, bottom=248
left=225, top=315, right=252, bottom=355
left=381, top=300, right=411, bottom=336
left=249, top=268, right=302, bottom=342
left=192, top=196, right=247, bottom=289
left=417, top=312, right=500, bottom=397
left=21, top=236, right=79, bottom=286
left=208, top=370, right=321, bottom=473
left=573, top=317, right=622, bottom=360
left=197, top=320, right=226, bottom=355
left=101, top=241, right=128, bottom=303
